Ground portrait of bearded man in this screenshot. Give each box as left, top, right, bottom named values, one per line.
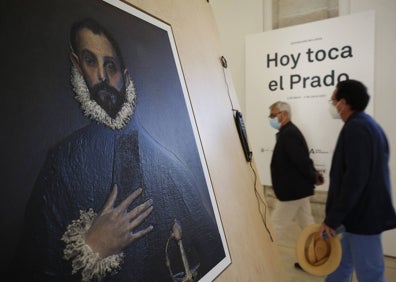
left=10, top=17, right=226, bottom=282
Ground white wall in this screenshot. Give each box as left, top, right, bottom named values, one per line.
left=210, top=0, right=263, bottom=114
left=211, top=0, right=396, bottom=256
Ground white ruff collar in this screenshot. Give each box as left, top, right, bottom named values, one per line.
left=70, top=66, right=136, bottom=130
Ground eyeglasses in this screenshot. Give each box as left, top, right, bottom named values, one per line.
left=268, top=111, right=282, bottom=118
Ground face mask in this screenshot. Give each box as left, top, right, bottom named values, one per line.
left=269, top=117, right=281, bottom=129
left=328, top=102, right=341, bottom=119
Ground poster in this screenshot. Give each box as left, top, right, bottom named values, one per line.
left=245, top=11, right=375, bottom=189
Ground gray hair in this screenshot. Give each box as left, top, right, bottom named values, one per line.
left=269, top=101, right=291, bottom=118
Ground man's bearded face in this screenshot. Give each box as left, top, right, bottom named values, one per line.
left=71, top=65, right=136, bottom=130
left=73, top=28, right=128, bottom=119
left=71, top=28, right=136, bottom=129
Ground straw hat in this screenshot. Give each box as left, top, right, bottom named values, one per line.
left=295, top=223, right=342, bottom=276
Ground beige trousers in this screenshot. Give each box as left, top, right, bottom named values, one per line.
left=271, top=196, right=315, bottom=243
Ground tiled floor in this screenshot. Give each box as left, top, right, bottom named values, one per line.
left=276, top=224, right=396, bottom=282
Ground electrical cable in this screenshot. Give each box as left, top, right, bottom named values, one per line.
left=220, top=55, right=273, bottom=242
left=249, top=160, right=273, bottom=242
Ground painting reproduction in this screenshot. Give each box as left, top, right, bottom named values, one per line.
left=1, top=0, right=230, bottom=281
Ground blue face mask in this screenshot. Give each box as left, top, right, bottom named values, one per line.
left=269, top=117, right=281, bottom=130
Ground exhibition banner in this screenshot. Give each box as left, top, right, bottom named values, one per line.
left=246, top=11, right=375, bottom=189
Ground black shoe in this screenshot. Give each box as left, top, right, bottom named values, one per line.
left=294, top=262, right=305, bottom=272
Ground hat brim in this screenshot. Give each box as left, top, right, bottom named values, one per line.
left=295, top=223, right=342, bottom=276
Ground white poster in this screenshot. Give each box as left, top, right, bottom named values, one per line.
left=246, top=11, right=375, bottom=190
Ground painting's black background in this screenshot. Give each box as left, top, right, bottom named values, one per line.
left=1, top=0, right=213, bottom=272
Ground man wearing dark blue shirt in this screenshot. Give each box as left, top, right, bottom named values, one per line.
left=320, top=79, right=396, bottom=282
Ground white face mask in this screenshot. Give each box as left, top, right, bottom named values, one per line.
left=269, top=117, right=281, bottom=129
left=328, top=102, right=341, bottom=119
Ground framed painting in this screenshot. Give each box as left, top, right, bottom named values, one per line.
left=1, top=0, right=230, bottom=281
